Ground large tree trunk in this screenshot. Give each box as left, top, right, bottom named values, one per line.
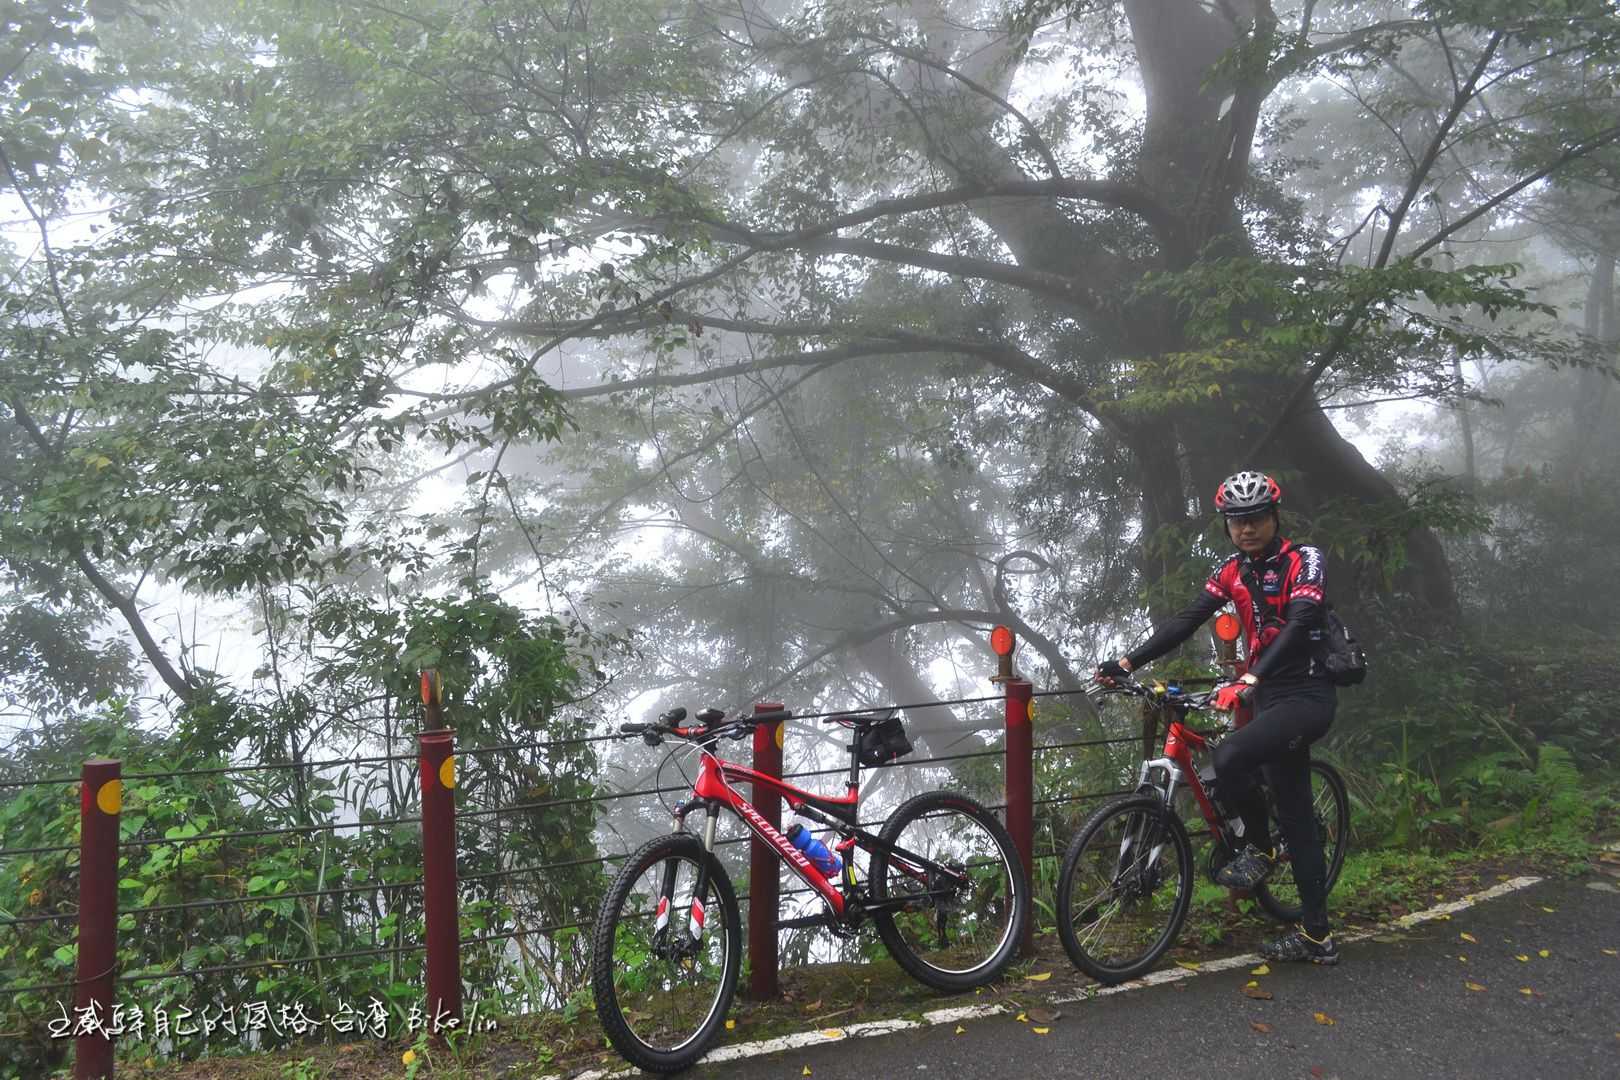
left=1570, top=245, right=1617, bottom=494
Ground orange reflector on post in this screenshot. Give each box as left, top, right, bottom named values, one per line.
left=991, top=625, right=1015, bottom=656
left=990, top=625, right=1016, bottom=683
left=1214, top=613, right=1241, bottom=642
left=420, top=668, right=443, bottom=706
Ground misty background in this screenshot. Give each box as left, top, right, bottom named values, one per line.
left=2, top=0, right=1617, bottom=1070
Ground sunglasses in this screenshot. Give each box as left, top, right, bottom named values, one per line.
left=1225, top=511, right=1273, bottom=527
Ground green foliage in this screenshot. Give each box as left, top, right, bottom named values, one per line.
left=0, top=588, right=615, bottom=1078
left=1122, top=257, right=1562, bottom=416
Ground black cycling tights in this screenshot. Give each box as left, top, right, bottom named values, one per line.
left=1210, top=678, right=1337, bottom=936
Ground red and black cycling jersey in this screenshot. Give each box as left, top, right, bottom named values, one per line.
left=1127, top=537, right=1329, bottom=681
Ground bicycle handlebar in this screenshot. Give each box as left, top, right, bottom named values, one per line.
left=1090, top=674, right=1219, bottom=710
left=617, top=707, right=794, bottom=746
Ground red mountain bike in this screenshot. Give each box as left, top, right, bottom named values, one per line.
left=1055, top=678, right=1349, bottom=983
left=590, top=705, right=1028, bottom=1073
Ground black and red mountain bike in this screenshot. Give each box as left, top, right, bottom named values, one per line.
left=591, top=706, right=1029, bottom=1073
left=1055, top=678, right=1349, bottom=983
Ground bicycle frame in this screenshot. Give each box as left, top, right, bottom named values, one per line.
left=664, top=732, right=963, bottom=931
left=689, top=750, right=856, bottom=915
left=1135, top=709, right=1234, bottom=843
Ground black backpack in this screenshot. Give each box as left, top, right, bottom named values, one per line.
left=1238, top=563, right=1367, bottom=687
left=1318, top=608, right=1367, bottom=686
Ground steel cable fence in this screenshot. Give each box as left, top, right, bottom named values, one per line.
left=2, top=682, right=1153, bottom=1006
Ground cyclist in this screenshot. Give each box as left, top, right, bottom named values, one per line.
left=1098, top=470, right=1340, bottom=965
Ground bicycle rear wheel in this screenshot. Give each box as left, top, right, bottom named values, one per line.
left=1254, top=760, right=1350, bottom=924
left=591, top=832, right=741, bottom=1073
left=870, top=790, right=1028, bottom=992
left=1056, top=795, right=1193, bottom=984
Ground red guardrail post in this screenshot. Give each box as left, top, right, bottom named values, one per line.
left=1003, top=680, right=1035, bottom=956
left=418, top=670, right=461, bottom=1038
left=747, top=702, right=784, bottom=1000
left=76, top=759, right=120, bottom=1080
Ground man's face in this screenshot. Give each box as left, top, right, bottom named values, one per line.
left=1225, top=509, right=1277, bottom=555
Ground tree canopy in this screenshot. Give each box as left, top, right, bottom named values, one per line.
left=0, top=0, right=1616, bottom=754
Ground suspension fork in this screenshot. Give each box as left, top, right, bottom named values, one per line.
left=656, top=803, right=720, bottom=942
left=1118, top=768, right=1179, bottom=880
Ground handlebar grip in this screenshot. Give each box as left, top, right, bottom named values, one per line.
left=749, top=708, right=792, bottom=725
left=659, top=706, right=688, bottom=724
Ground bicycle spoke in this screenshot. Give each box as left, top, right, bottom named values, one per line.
left=877, top=804, right=1019, bottom=978
left=1058, top=800, right=1190, bottom=978
left=607, top=853, right=732, bottom=1055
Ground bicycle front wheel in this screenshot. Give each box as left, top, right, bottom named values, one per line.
left=870, top=790, right=1029, bottom=992
left=1255, top=760, right=1350, bottom=924
left=1056, top=795, right=1193, bottom=984
left=590, top=832, right=741, bottom=1074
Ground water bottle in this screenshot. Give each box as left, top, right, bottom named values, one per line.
left=784, top=823, right=842, bottom=877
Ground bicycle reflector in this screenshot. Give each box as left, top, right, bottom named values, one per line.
left=1213, top=613, right=1241, bottom=642
left=990, top=625, right=1015, bottom=683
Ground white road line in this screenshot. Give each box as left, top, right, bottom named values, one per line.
left=558, top=873, right=1549, bottom=1079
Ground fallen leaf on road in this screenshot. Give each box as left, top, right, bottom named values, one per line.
left=802, top=1068, right=811, bottom=1077
left=1250, top=1021, right=1272, bottom=1034
left=1538, top=949, right=1550, bottom=958
left=1603, top=948, right=1617, bottom=956
left=1175, top=960, right=1201, bottom=971
left=1515, top=954, right=1529, bottom=962
left=803, top=999, right=823, bottom=1013
left=1466, top=982, right=1487, bottom=992
left=1244, top=980, right=1260, bottom=988
left=1541, top=906, right=1555, bottom=913
left=955, top=1025, right=965, bottom=1035
left=1024, top=971, right=1053, bottom=982
left=1244, top=986, right=1274, bottom=1000
left=820, top=1029, right=843, bottom=1039
left=1460, top=932, right=1478, bottom=944
left=1028, top=1007, right=1061, bottom=1024
left=1313, top=1011, right=1336, bottom=1026
left=1518, top=988, right=1533, bottom=997
left=725, top=1020, right=735, bottom=1030
left=1311, top=1067, right=1325, bottom=1078
left=1032, top=1027, right=1051, bottom=1035
left=1015, top=1012, right=1028, bottom=1023
left=1250, top=963, right=1271, bottom=976
left=1457, top=955, right=1467, bottom=963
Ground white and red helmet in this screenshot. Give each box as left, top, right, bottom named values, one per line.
left=1214, top=470, right=1281, bottom=516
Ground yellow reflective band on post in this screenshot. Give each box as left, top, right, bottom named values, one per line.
left=96, top=780, right=122, bottom=816
left=1027, top=700, right=1038, bottom=722
left=439, top=755, right=456, bottom=791
left=774, top=722, right=785, bottom=750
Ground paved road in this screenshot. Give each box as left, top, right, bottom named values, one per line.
left=691, top=875, right=1620, bottom=1079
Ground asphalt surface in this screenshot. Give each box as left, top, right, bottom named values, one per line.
left=688, top=875, right=1620, bottom=1080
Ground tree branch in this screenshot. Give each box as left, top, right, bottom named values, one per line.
left=6, top=397, right=196, bottom=704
